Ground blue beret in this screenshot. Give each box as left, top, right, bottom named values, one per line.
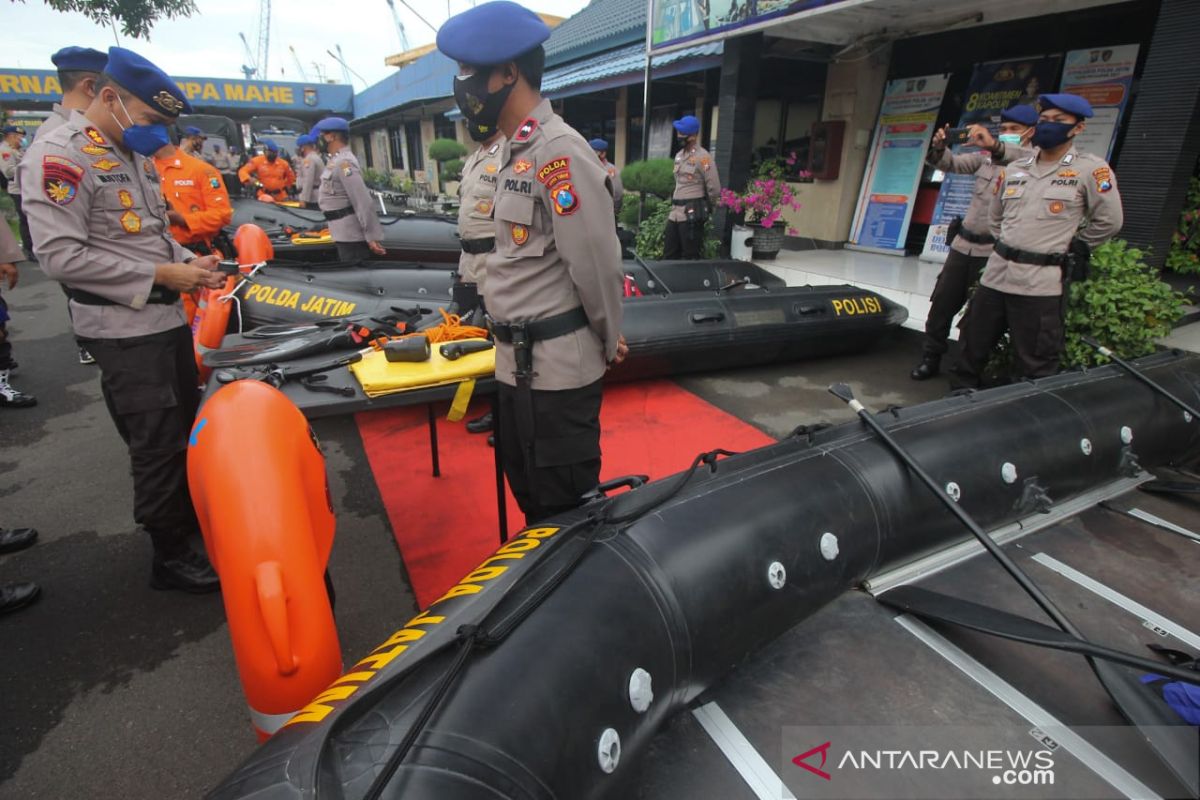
left=999, top=104, right=1038, bottom=126
left=183, top=126, right=205, bottom=137
left=312, top=116, right=350, bottom=134
left=261, top=139, right=279, bottom=152
left=1038, top=93, right=1093, bottom=120
left=51, top=46, right=107, bottom=73
left=588, top=138, right=608, bottom=151
left=2, top=126, right=23, bottom=135
left=104, top=47, right=191, bottom=117
left=673, top=115, right=700, bottom=136
left=437, top=1, right=551, bottom=66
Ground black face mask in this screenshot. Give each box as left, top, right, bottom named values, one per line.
left=467, top=120, right=497, bottom=143
left=454, top=69, right=513, bottom=134
left=266, top=153, right=278, bottom=162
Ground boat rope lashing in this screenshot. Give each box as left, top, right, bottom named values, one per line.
left=217, top=261, right=268, bottom=336
left=366, top=308, right=489, bottom=352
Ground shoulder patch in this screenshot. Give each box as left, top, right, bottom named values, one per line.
left=550, top=183, right=579, bottom=216
left=1093, top=166, right=1113, bottom=193
left=83, top=127, right=108, bottom=147
left=536, top=157, right=570, bottom=187
left=341, top=163, right=353, bottom=176
left=514, top=118, right=538, bottom=142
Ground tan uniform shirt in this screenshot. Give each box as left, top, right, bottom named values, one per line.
left=982, top=146, right=1123, bottom=297
left=211, top=150, right=236, bottom=172
left=930, top=143, right=1031, bottom=257
left=318, top=148, right=383, bottom=244
left=457, top=136, right=505, bottom=287
left=0, top=214, right=21, bottom=263
left=20, top=110, right=188, bottom=339
left=603, top=159, right=623, bottom=217
left=0, top=142, right=24, bottom=195
left=487, top=98, right=624, bottom=391
left=668, top=144, right=720, bottom=222
left=32, top=104, right=70, bottom=144
left=297, top=151, right=325, bottom=205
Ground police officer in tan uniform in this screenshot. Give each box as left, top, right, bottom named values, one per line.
left=953, top=93, right=1123, bottom=386
left=590, top=138, right=623, bottom=220
left=0, top=126, right=32, bottom=261
left=438, top=1, right=627, bottom=524
left=36, top=47, right=107, bottom=144
left=911, top=104, right=1036, bottom=380
left=21, top=47, right=225, bottom=593
left=665, top=114, right=720, bottom=259
left=295, top=133, right=324, bottom=209
left=313, top=116, right=386, bottom=263
left=457, top=126, right=505, bottom=294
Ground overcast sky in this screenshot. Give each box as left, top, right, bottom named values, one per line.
left=3, top=0, right=590, bottom=89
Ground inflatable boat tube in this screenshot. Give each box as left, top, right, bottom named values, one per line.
left=188, top=380, right=342, bottom=742
left=221, top=259, right=907, bottom=379
left=228, top=199, right=462, bottom=264
left=207, top=351, right=1200, bottom=800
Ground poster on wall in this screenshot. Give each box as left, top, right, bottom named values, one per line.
left=1060, top=44, right=1139, bottom=160
left=847, top=73, right=949, bottom=255
left=918, top=55, right=1063, bottom=262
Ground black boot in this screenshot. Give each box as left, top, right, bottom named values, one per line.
left=0, top=582, right=40, bottom=615
left=910, top=355, right=941, bottom=381
left=466, top=411, right=494, bottom=433
left=151, top=549, right=221, bottom=594
left=0, top=526, right=38, bottom=554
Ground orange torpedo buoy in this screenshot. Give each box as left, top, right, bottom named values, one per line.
left=188, top=380, right=342, bottom=741
left=191, top=276, right=237, bottom=384
left=234, top=223, right=275, bottom=270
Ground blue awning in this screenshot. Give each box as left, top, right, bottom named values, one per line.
left=353, top=51, right=458, bottom=120
left=543, top=41, right=723, bottom=99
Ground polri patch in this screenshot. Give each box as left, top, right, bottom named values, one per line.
left=120, top=210, right=141, bottom=234
left=514, top=118, right=538, bottom=142
left=84, top=127, right=108, bottom=147
left=511, top=223, right=529, bottom=246
left=513, top=160, right=533, bottom=175
left=537, top=157, right=570, bottom=187
left=551, top=183, right=579, bottom=216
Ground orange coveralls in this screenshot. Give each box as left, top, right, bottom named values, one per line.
left=154, top=150, right=233, bottom=247
left=237, top=155, right=296, bottom=201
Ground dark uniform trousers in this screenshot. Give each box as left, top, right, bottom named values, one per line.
left=954, top=285, right=1064, bottom=387
left=81, top=324, right=201, bottom=556
left=497, top=378, right=603, bottom=524
left=12, top=195, right=33, bottom=256
left=923, top=249, right=988, bottom=358
left=0, top=294, right=11, bottom=369
left=337, top=241, right=372, bottom=264
left=663, top=220, right=701, bottom=260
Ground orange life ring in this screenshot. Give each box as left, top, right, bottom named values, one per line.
left=188, top=380, right=341, bottom=741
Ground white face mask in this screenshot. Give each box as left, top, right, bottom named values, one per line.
left=998, top=133, right=1023, bottom=145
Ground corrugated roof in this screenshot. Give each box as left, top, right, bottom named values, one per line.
left=353, top=50, right=459, bottom=120
left=543, top=40, right=722, bottom=97
left=544, top=0, right=646, bottom=66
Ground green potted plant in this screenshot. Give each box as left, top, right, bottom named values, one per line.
left=718, top=155, right=802, bottom=259
left=428, top=138, right=467, bottom=186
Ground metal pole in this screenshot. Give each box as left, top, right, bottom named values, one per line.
left=638, top=0, right=654, bottom=226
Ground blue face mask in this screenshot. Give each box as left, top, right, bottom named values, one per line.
left=1031, top=120, right=1076, bottom=150
left=112, top=93, right=171, bottom=156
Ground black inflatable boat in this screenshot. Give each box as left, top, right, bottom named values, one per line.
left=207, top=351, right=1200, bottom=799
left=228, top=199, right=462, bottom=264
left=212, top=258, right=908, bottom=379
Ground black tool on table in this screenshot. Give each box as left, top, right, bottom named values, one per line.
left=440, top=340, right=494, bottom=361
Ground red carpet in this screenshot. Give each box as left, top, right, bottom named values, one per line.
left=355, top=380, right=775, bottom=609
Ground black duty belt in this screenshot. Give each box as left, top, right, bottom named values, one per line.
left=323, top=207, right=354, bottom=221
left=461, top=237, right=495, bottom=255
left=994, top=239, right=1066, bottom=267
left=956, top=226, right=995, bottom=246
left=487, top=306, right=588, bottom=345
left=672, top=198, right=697, bottom=206
left=68, top=286, right=180, bottom=306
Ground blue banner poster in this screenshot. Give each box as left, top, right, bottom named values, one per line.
left=1060, top=44, right=1139, bottom=160
left=919, top=55, right=1063, bottom=262
left=848, top=74, right=948, bottom=255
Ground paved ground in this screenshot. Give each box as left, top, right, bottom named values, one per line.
left=0, top=261, right=953, bottom=799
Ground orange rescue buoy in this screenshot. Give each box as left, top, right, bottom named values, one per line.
left=234, top=223, right=275, bottom=269
left=188, top=380, right=342, bottom=741
left=192, top=276, right=237, bottom=384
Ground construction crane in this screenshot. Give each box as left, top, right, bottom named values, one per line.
left=254, top=0, right=272, bottom=80
left=384, top=0, right=411, bottom=51
left=327, top=46, right=367, bottom=88
left=238, top=32, right=257, bottom=79
left=288, top=45, right=309, bottom=81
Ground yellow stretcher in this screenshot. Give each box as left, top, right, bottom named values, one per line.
left=349, top=338, right=495, bottom=399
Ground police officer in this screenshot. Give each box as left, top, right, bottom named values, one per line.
left=238, top=139, right=295, bottom=201
left=911, top=104, right=1037, bottom=380
left=294, top=133, right=324, bottom=210
left=438, top=1, right=627, bottom=524
left=313, top=117, right=386, bottom=263
left=953, top=93, right=1124, bottom=386
left=21, top=47, right=225, bottom=593
left=153, top=138, right=232, bottom=252
left=0, top=219, right=35, bottom=407
left=179, top=125, right=207, bottom=159
left=664, top=114, right=720, bottom=260
left=0, top=126, right=33, bottom=261
left=36, top=47, right=108, bottom=143
left=589, top=138, right=623, bottom=220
